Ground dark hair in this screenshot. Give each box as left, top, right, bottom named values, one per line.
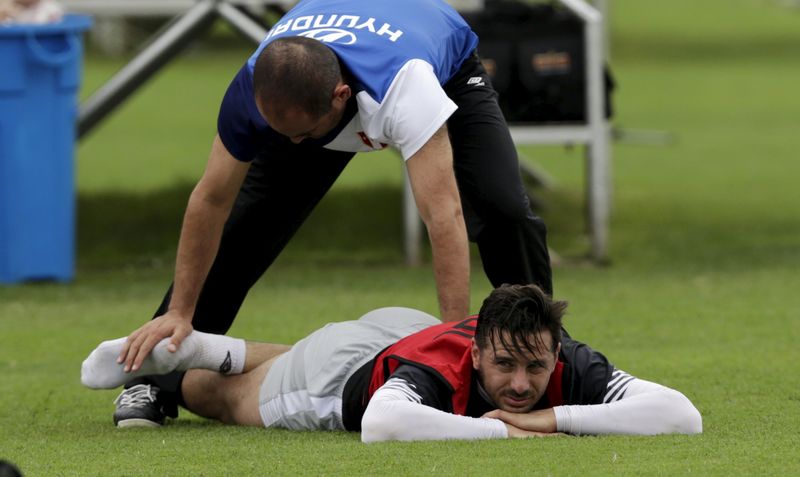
left=252, top=36, right=341, bottom=119
left=475, top=284, right=566, bottom=358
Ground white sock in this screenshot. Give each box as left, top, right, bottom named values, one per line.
left=80, top=331, right=246, bottom=389
left=172, top=330, right=246, bottom=375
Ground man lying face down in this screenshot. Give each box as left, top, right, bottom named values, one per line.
left=82, top=284, right=702, bottom=440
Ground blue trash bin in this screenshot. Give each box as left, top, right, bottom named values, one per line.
left=0, top=14, right=92, bottom=284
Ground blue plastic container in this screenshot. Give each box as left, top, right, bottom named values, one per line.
left=0, top=14, right=92, bottom=283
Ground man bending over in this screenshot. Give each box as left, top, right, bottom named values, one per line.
left=81, top=285, right=702, bottom=440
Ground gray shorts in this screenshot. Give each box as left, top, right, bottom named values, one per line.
left=258, top=307, right=440, bottom=430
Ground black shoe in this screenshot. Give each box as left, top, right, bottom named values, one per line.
left=113, top=384, right=166, bottom=428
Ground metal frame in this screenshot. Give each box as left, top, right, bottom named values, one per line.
left=75, top=0, right=272, bottom=138
left=71, top=0, right=496, bottom=142
left=73, top=0, right=609, bottom=263
left=403, top=0, right=611, bottom=264
left=62, top=0, right=293, bottom=16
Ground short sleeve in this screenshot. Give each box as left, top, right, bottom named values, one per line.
left=217, top=64, right=271, bottom=162
left=374, top=60, right=457, bottom=160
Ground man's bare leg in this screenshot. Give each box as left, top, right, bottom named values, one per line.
left=242, top=342, right=290, bottom=372
left=181, top=354, right=282, bottom=426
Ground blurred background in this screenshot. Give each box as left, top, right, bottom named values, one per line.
left=66, top=0, right=800, bottom=284
left=1, top=1, right=799, bottom=474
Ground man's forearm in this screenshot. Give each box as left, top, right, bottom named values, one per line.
left=554, top=380, right=703, bottom=435
left=406, top=125, right=470, bottom=322
left=168, top=135, right=249, bottom=319
left=427, top=213, right=470, bottom=322
left=169, top=188, right=231, bottom=318
left=361, top=380, right=507, bottom=442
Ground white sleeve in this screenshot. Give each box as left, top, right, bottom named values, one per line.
left=553, top=370, right=703, bottom=436
left=360, top=378, right=508, bottom=443
left=364, top=59, right=456, bottom=160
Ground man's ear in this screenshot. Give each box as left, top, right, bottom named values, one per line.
left=332, top=82, right=351, bottom=106
left=471, top=338, right=480, bottom=370
left=552, top=342, right=562, bottom=368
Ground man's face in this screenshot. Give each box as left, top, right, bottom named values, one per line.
left=471, top=329, right=560, bottom=413
left=259, top=82, right=351, bottom=144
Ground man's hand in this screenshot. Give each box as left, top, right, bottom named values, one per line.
left=484, top=408, right=562, bottom=436
left=117, top=311, right=194, bottom=372
left=504, top=422, right=562, bottom=438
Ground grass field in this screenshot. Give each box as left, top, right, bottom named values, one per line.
left=2, top=0, right=800, bottom=475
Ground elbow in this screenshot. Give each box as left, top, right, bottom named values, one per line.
left=681, top=400, right=703, bottom=435
left=422, top=202, right=464, bottom=239
left=360, top=409, right=383, bottom=443
left=664, top=389, right=703, bottom=435
left=191, top=181, right=228, bottom=211
left=361, top=404, right=400, bottom=443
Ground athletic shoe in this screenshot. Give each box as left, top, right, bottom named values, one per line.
left=113, top=384, right=166, bottom=428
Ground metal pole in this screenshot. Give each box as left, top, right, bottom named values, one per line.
left=557, top=0, right=609, bottom=261
left=593, top=0, right=610, bottom=60
left=77, top=0, right=219, bottom=138
left=402, top=165, right=422, bottom=266
left=583, top=9, right=610, bottom=261
left=215, top=2, right=269, bottom=44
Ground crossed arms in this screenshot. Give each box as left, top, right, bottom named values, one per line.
left=361, top=373, right=702, bottom=442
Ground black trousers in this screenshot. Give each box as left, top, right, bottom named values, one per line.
left=132, top=53, right=552, bottom=415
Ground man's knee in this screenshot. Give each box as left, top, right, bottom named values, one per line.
left=464, top=188, right=539, bottom=232
left=455, top=162, right=531, bottom=221
left=223, top=360, right=275, bottom=426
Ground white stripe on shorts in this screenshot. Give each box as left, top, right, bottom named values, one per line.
left=260, top=389, right=343, bottom=429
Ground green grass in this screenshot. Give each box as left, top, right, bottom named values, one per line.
left=2, top=0, right=800, bottom=474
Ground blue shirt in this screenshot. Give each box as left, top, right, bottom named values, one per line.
left=218, top=0, right=478, bottom=161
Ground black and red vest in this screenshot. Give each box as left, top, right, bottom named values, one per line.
left=367, top=317, right=565, bottom=415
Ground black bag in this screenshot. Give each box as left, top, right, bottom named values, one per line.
left=461, top=0, right=614, bottom=123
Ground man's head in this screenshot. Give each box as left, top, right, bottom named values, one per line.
left=253, top=36, right=352, bottom=143
left=471, top=284, right=566, bottom=413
